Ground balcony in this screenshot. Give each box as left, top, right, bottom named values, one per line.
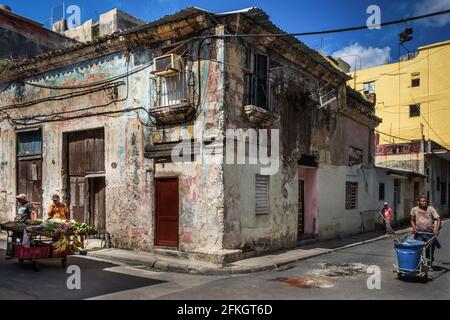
left=150, top=71, right=195, bottom=126
left=243, top=73, right=280, bottom=126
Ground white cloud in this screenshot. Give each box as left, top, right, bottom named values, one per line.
left=414, top=0, right=450, bottom=27
left=332, top=43, right=391, bottom=71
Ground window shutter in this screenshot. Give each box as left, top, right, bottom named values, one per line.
left=256, top=174, right=270, bottom=215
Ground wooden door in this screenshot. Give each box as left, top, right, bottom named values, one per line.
left=69, top=176, right=85, bottom=222
left=155, top=177, right=179, bottom=247
left=298, top=179, right=305, bottom=239
left=89, top=177, right=106, bottom=232
left=17, top=159, right=42, bottom=217
left=67, top=128, right=104, bottom=223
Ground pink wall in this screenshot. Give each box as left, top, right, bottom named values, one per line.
left=298, top=168, right=319, bottom=235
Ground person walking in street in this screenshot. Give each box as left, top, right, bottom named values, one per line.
left=380, top=202, right=393, bottom=234
left=410, top=196, right=442, bottom=267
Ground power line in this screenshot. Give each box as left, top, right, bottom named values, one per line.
left=375, top=129, right=413, bottom=142
left=420, top=115, right=450, bottom=147
left=194, top=9, right=450, bottom=39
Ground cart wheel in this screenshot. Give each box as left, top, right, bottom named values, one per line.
left=31, top=261, right=39, bottom=272
left=61, top=257, right=67, bottom=268
left=421, top=273, right=429, bottom=283
left=19, top=259, right=24, bottom=264
left=397, top=272, right=403, bottom=280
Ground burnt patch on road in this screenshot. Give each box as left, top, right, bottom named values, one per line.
left=308, top=262, right=369, bottom=278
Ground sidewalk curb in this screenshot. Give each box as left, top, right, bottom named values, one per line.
left=85, top=227, right=415, bottom=275
left=1, top=223, right=440, bottom=275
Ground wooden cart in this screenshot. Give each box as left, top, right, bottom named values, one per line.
left=1, top=222, right=74, bottom=271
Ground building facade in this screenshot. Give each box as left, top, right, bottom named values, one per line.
left=1, top=7, right=383, bottom=262
left=352, top=40, right=450, bottom=148
left=0, top=4, right=76, bottom=60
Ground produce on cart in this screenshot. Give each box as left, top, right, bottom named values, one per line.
left=1, top=219, right=96, bottom=271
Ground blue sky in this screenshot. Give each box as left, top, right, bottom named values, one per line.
left=5, top=0, right=450, bottom=70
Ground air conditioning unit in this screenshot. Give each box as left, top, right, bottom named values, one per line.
left=152, top=54, right=181, bottom=77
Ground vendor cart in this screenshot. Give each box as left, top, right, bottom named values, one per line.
left=1, top=221, right=77, bottom=272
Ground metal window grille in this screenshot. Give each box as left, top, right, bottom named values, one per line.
left=345, top=181, right=358, bottom=209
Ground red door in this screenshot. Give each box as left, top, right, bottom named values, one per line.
left=155, top=177, right=179, bottom=247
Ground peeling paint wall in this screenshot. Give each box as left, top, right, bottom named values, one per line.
left=222, top=38, right=327, bottom=254
left=0, top=49, right=155, bottom=251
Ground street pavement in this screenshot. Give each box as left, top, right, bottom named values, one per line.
left=0, top=225, right=448, bottom=300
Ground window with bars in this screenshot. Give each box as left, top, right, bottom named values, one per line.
left=345, top=181, right=358, bottom=210
left=255, top=174, right=270, bottom=215
left=245, top=49, right=277, bottom=112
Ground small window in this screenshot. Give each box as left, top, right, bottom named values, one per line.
left=345, top=181, right=358, bottom=209
left=394, top=179, right=401, bottom=204
left=255, top=174, right=270, bottom=215
left=363, top=81, right=375, bottom=94
left=441, top=183, right=447, bottom=205
left=17, top=129, right=42, bottom=156
left=411, top=72, right=420, bottom=87
left=379, top=183, right=385, bottom=201
left=409, top=104, right=420, bottom=117
left=349, top=146, right=363, bottom=165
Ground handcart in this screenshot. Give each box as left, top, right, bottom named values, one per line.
left=1, top=222, right=75, bottom=272
left=393, top=232, right=436, bottom=281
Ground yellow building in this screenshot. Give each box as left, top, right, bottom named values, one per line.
left=350, top=40, right=450, bottom=148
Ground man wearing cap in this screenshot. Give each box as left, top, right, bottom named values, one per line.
left=47, top=194, right=70, bottom=220
left=15, top=193, right=37, bottom=222
left=6, top=194, right=37, bottom=258
left=380, top=202, right=393, bottom=234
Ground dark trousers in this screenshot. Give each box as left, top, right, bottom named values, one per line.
left=414, top=232, right=441, bottom=264
left=6, top=231, right=22, bottom=257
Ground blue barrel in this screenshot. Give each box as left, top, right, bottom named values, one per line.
left=394, top=239, right=425, bottom=276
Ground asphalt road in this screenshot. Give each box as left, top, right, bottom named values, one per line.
left=1, top=225, right=449, bottom=300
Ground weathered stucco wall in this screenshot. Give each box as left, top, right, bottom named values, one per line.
left=318, top=165, right=379, bottom=240
left=222, top=38, right=329, bottom=253
left=0, top=49, right=156, bottom=250
left=149, top=33, right=227, bottom=254
left=0, top=9, right=75, bottom=59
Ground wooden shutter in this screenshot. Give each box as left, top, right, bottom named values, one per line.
left=256, top=174, right=269, bottom=215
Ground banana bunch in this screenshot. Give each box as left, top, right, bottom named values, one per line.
left=53, top=235, right=69, bottom=254
left=71, top=235, right=84, bottom=254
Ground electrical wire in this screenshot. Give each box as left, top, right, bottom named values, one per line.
left=375, top=129, right=413, bottom=142
left=20, top=39, right=192, bottom=91
left=0, top=82, right=124, bottom=111
left=193, top=9, right=450, bottom=39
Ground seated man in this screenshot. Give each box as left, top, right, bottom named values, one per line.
left=47, top=194, right=70, bottom=220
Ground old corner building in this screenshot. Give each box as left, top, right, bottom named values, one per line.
left=0, top=7, right=383, bottom=263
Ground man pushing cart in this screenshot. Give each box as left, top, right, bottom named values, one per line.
left=393, top=196, right=442, bottom=280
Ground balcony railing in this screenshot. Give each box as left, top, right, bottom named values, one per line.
left=150, top=71, right=196, bottom=125
left=152, top=70, right=194, bottom=108
left=245, top=73, right=277, bottom=113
